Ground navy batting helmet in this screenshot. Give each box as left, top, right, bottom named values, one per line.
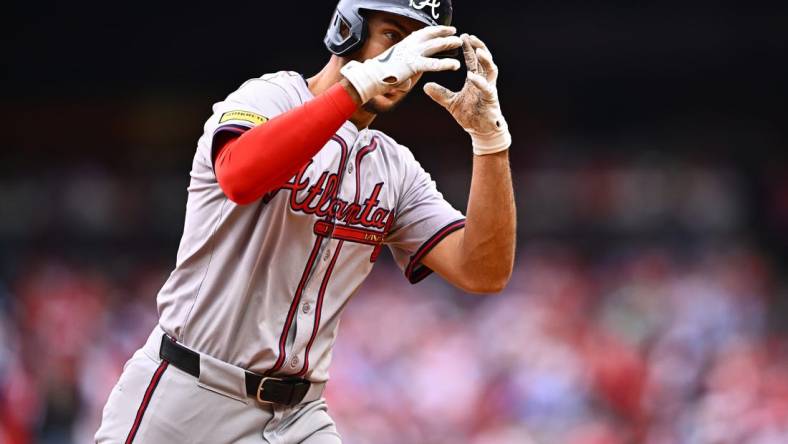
left=325, top=0, right=454, bottom=56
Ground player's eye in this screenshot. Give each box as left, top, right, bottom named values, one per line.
left=383, top=31, right=400, bottom=42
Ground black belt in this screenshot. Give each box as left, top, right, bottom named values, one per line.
left=159, top=334, right=311, bottom=407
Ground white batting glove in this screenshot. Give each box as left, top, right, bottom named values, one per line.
left=340, top=26, right=463, bottom=104
left=424, top=34, right=511, bottom=155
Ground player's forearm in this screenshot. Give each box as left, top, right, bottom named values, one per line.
left=460, top=150, right=516, bottom=292
left=215, top=82, right=360, bottom=205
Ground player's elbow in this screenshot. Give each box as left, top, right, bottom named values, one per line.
left=218, top=175, right=257, bottom=205
left=216, top=164, right=267, bottom=205
left=459, top=269, right=512, bottom=295
left=225, top=190, right=256, bottom=206
left=218, top=181, right=248, bottom=205
left=461, top=280, right=508, bottom=295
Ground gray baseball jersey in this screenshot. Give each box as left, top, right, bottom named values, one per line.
left=156, top=70, right=465, bottom=383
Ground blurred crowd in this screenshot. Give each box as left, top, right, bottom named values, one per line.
left=329, top=245, right=788, bottom=444
left=5, top=1, right=787, bottom=442
left=1, top=244, right=788, bottom=443
left=1, top=161, right=788, bottom=444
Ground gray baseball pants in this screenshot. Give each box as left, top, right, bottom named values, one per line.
left=95, top=325, right=341, bottom=444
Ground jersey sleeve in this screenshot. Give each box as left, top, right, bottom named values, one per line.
left=386, top=148, right=466, bottom=284
left=199, top=77, right=294, bottom=168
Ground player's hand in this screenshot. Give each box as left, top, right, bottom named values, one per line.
left=423, top=34, right=511, bottom=155
left=340, top=26, right=463, bottom=104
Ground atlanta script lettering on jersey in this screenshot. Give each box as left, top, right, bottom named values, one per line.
left=275, top=160, right=393, bottom=231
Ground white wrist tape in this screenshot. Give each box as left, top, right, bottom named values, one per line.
left=469, top=121, right=511, bottom=156
left=340, top=60, right=388, bottom=104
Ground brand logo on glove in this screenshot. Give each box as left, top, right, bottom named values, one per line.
left=377, top=48, right=394, bottom=63
left=409, top=0, right=441, bottom=20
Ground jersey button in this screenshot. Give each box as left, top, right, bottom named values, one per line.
left=302, top=302, right=311, bottom=314
left=289, top=356, right=300, bottom=369
left=323, top=250, right=331, bottom=262
left=347, top=163, right=354, bottom=174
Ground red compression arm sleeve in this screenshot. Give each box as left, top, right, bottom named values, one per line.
left=215, top=83, right=358, bottom=205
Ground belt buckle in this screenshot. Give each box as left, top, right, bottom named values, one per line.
left=256, top=377, right=282, bottom=404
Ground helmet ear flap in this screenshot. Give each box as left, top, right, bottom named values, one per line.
left=324, top=4, right=367, bottom=56
left=331, top=11, right=352, bottom=41
left=350, top=12, right=370, bottom=57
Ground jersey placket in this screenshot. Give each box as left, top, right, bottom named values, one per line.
left=283, top=130, right=366, bottom=375
left=286, top=237, right=337, bottom=373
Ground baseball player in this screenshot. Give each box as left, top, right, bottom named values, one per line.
left=95, top=0, right=515, bottom=442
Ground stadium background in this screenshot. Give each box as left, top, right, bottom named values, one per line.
left=2, top=1, right=788, bottom=443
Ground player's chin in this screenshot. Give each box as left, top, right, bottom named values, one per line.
left=363, top=93, right=406, bottom=115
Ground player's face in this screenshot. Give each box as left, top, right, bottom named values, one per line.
left=356, top=12, right=426, bottom=114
